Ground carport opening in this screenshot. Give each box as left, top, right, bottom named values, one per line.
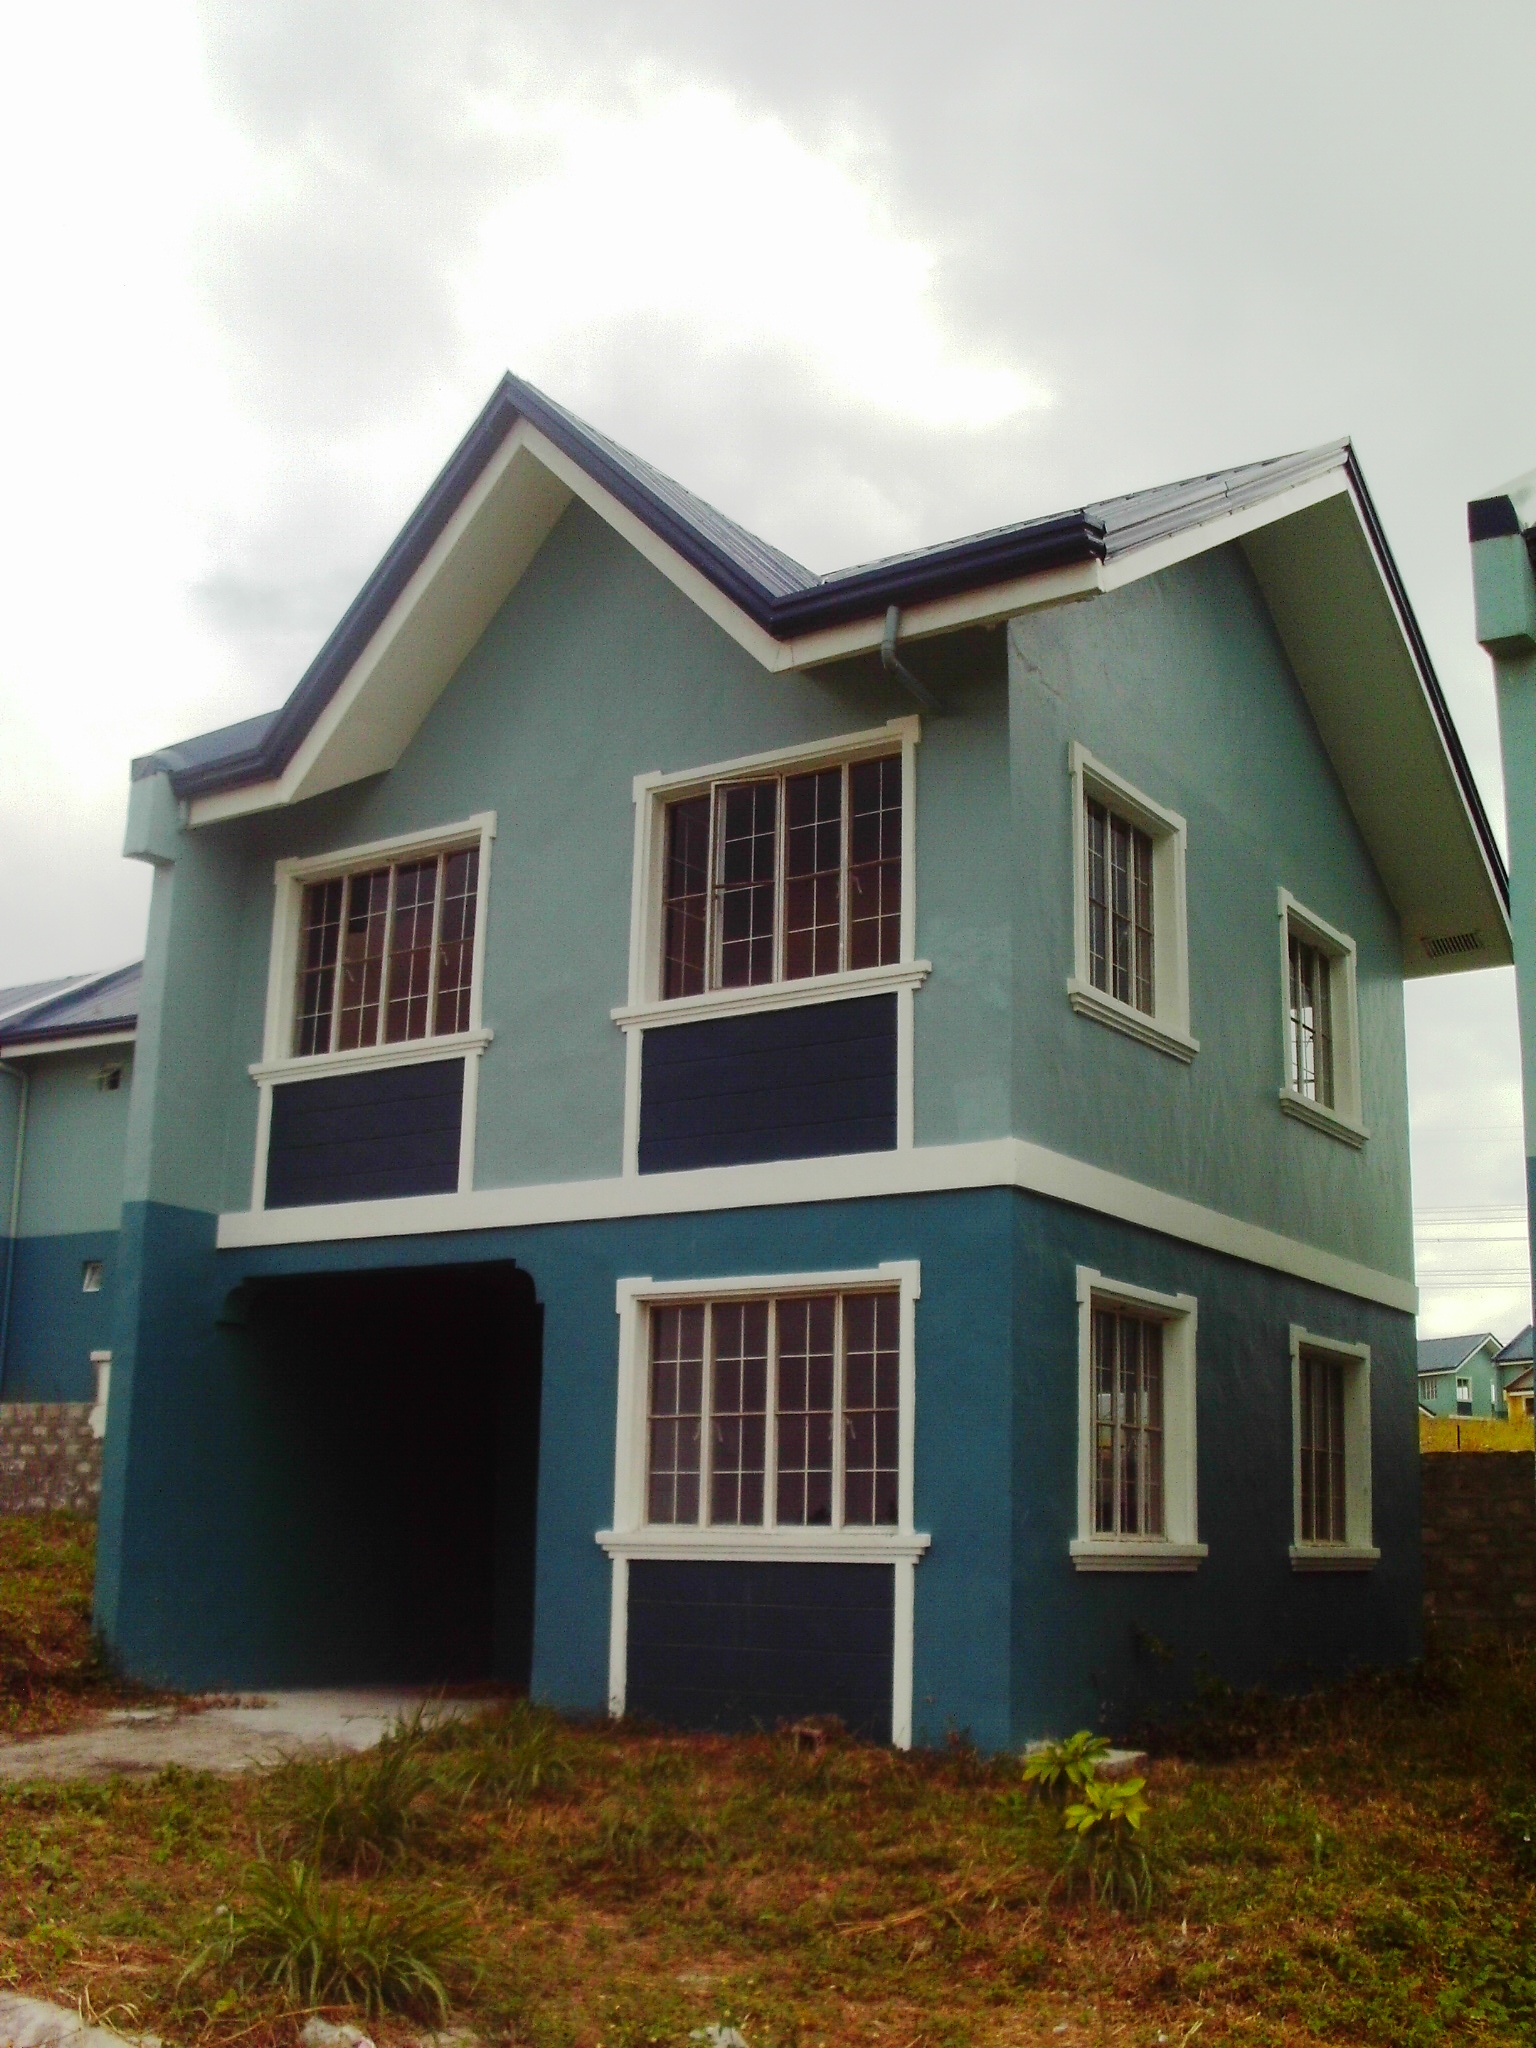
left=232, top=1260, right=541, bottom=1687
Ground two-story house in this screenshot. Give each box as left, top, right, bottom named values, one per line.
left=1417, top=1331, right=1507, bottom=1418
left=1, top=965, right=140, bottom=1412
left=94, top=377, right=1509, bottom=1747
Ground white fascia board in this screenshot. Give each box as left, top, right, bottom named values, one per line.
left=0, top=1029, right=135, bottom=1060
left=216, top=1131, right=1418, bottom=1313
left=1096, top=464, right=1352, bottom=595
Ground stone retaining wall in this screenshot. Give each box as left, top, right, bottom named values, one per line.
left=1421, top=1449, right=1536, bottom=1640
left=0, top=1403, right=102, bottom=1514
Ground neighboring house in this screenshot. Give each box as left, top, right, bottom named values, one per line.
left=0, top=966, right=140, bottom=1407
left=1417, top=1331, right=1504, bottom=1418
left=1497, top=1326, right=1534, bottom=1417
left=93, top=375, right=1510, bottom=1747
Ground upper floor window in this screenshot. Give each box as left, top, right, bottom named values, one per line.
left=1067, top=744, right=1196, bottom=1063
left=661, top=755, right=902, bottom=998
left=292, top=843, right=480, bottom=1057
left=1277, top=892, right=1366, bottom=1145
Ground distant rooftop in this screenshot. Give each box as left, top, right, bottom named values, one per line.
left=1417, top=1332, right=1499, bottom=1376
left=0, top=963, right=141, bottom=1048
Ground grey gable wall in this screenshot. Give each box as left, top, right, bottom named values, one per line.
left=1009, top=542, right=1412, bottom=1279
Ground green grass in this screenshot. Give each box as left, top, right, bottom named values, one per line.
left=3, top=1517, right=1536, bottom=2046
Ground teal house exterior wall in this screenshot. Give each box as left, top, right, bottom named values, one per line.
left=90, top=393, right=1501, bottom=1748
left=0, top=1043, right=134, bottom=1402
left=1417, top=1337, right=1504, bottom=1419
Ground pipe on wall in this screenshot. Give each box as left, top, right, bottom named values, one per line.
left=880, top=606, right=940, bottom=714
left=0, top=1057, right=30, bottom=1397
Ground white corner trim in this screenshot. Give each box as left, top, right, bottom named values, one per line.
left=1278, top=1088, right=1368, bottom=1147
left=1070, top=1540, right=1208, bottom=1572
left=250, top=1029, right=494, bottom=1086
left=1288, top=1543, right=1380, bottom=1572
left=614, top=961, right=931, bottom=1032
left=215, top=1133, right=1419, bottom=1312
left=1066, top=980, right=1199, bottom=1061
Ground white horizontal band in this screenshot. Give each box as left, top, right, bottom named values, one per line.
left=595, top=1528, right=931, bottom=1564
left=216, top=1131, right=1416, bottom=1312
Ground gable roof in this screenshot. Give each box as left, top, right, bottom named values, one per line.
left=1417, top=1332, right=1500, bottom=1377
left=1505, top=1365, right=1534, bottom=1395
left=134, top=374, right=1510, bottom=976
left=0, top=963, right=141, bottom=1052
left=1498, top=1325, right=1534, bottom=1366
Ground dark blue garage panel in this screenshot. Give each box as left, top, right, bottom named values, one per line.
left=637, top=993, right=897, bottom=1174
left=265, top=1058, right=464, bottom=1209
left=626, top=1559, right=895, bottom=1739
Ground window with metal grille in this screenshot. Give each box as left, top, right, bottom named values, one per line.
left=1297, top=1347, right=1347, bottom=1543
left=1085, top=796, right=1154, bottom=1014
left=292, top=845, right=480, bottom=1057
left=1288, top=931, right=1334, bottom=1107
left=661, top=755, right=902, bottom=998
left=1092, top=1304, right=1165, bottom=1538
left=646, top=1290, right=899, bottom=1529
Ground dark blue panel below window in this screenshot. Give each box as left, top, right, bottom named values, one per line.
left=638, top=993, right=897, bottom=1174
left=265, top=1058, right=464, bottom=1209
left=626, top=1559, right=895, bottom=1739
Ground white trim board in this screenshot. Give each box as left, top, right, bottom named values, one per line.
left=0, top=1030, right=135, bottom=1060
left=216, top=1131, right=1418, bottom=1312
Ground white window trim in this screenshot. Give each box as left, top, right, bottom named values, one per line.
left=248, top=811, right=497, bottom=1212
left=615, top=718, right=925, bottom=1172
left=1276, top=889, right=1367, bottom=1146
left=1066, top=743, right=1198, bottom=1063
left=1289, top=1324, right=1378, bottom=1570
left=1071, top=1266, right=1206, bottom=1571
left=88, top=1351, right=111, bottom=1441
left=596, top=1259, right=929, bottom=1748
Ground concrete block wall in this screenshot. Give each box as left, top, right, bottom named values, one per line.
left=1421, top=1450, right=1536, bottom=1640
left=0, top=1403, right=102, bottom=1515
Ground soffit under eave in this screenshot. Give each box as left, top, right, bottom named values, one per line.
left=1240, top=494, right=1511, bottom=978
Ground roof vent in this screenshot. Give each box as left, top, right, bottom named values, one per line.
left=1422, top=931, right=1482, bottom=960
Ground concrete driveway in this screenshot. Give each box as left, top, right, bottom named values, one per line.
left=0, top=1691, right=499, bottom=1781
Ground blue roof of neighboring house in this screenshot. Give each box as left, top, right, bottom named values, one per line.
left=0, top=963, right=141, bottom=1048
left=1497, top=1325, right=1534, bottom=1366
left=130, top=374, right=1506, bottom=914
left=1417, top=1332, right=1499, bottom=1376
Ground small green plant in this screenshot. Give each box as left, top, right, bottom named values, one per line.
left=1497, top=1790, right=1536, bottom=1879
left=1055, top=1774, right=1153, bottom=1912
left=182, top=1857, right=467, bottom=2019
left=435, top=1699, right=576, bottom=1806
left=1021, top=1729, right=1112, bottom=1801
left=268, top=1717, right=436, bottom=1872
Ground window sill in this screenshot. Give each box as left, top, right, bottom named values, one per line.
left=1065, top=980, right=1199, bottom=1063
left=1070, top=1539, right=1207, bottom=1573
left=1289, top=1543, right=1379, bottom=1572
left=596, top=1526, right=931, bottom=1565
left=1277, top=1088, right=1368, bottom=1148
left=250, top=1028, right=493, bottom=1084
left=613, top=961, right=931, bottom=1032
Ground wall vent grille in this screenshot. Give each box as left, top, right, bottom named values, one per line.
left=1422, top=931, right=1482, bottom=960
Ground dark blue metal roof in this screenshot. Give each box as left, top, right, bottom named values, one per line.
left=0, top=963, right=141, bottom=1046
left=127, top=377, right=1507, bottom=913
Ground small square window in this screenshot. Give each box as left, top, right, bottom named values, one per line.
left=1290, top=1327, right=1378, bottom=1569
left=1067, top=744, right=1197, bottom=1062
left=95, top=1064, right=123, bottom=1093
left=1277, top=892, right=1366, bottom=1144
left=81, top=1260, right=103, bottom=1293
left=1072, top=1268, right=1205, bottom=1571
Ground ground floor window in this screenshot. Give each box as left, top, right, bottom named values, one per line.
left=1290, top=1327, right=1378, bottom=1569
left=1072, top=1268, right=1205, bottom=1571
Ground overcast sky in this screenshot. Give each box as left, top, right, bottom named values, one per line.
left=1, top=0, right=1532, bottom=1334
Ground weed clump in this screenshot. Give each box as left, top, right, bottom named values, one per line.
left=267, top=1709, right=438, bottom=1872
left=183, top=1857, right=467, bottom=2020
left=433, top=1698, right=576, bottom=1806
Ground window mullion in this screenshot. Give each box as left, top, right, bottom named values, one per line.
left=764, top=1297, right=779, bottom=1531
left=831, top=1293, right=846, bottom=1531
left=377, top=863, right=400, bottom=1048
left=706, top=785, right=722, bottom=994
left=839, top=761, right=852, bottom=974
left=423, top=853, right=445, bottom=1031
left=699, top=1302, right=715, bottom=1528
left=773, top=775, right=787, bottom=984
left=326, top=873, right=348, bottom=1054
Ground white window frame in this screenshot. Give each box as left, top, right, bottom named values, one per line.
left=1071, top=1266, right=1206, bottom=1571
left=613, top=718, right=929, bottom=1172
left=1066, top=743, right=1197, bottom=1063
left=596, top=1260, right=929, bottom=1747
left=248, top=812, right=496, bottom=1211
left=1276, top=889, right=1367, bottom=1146
left=1289, top=1325, right=1378, bottom=1570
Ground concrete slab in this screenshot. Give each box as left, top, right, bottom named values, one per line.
left=0, top=1690, right=500, bottom=1782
